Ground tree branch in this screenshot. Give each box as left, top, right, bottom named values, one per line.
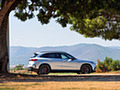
left=9, top=0, right=25, bottom=13
left=0, top=0, right=16, bottom=28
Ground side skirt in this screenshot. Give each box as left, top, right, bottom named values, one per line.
left=50, top=70, right=80, bottom=73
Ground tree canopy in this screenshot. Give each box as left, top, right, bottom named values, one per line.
left=0, top=0, right=120, bottom=73
left=1, top=0, right=120, bottom=40
left=13, top=0, right=120, bottom=40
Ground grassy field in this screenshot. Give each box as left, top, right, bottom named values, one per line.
left=0, top=81, right=120, bottom=90
left=5, top=70, right=120, bottom=90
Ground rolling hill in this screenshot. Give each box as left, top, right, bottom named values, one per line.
left=10, top=44, right=120, bottom=65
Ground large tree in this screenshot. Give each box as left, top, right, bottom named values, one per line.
left=0, top=0, right=120, bottom=73
left=0, top=0, right=23, bottom=73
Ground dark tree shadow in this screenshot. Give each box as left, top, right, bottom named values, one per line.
left=0, top=73, right=120, bottom=83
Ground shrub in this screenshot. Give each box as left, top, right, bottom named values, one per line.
left=97, top=61, right=105, bottom=72
left=111, top=60, right=120, bottom=70
left=96, top=57, right=120, bottom=72
left=103, top=57, right=113, bottom=71
left=14, top=64, right=24, bottom=70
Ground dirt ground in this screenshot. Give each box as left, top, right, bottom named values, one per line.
left=0, top=73, right=120, bottom=90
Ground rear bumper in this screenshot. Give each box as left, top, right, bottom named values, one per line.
left=28, top=67, right=38, bottom=72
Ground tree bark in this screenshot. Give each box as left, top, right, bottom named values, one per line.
left=0, top=0, right=16, bottom=28
left=0, top=0, right=13, bottom=73
left=0, top=0, right=23, bottom=73
left=0, top=13, right=9, bottom=73
left=0, top=0, right=15, bottom=73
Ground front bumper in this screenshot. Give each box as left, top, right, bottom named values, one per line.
left=92, top=67, right=96, bottom=72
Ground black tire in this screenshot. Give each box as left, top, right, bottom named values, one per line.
left=37, top=65, right=50, bottom=75
left=77, top=72, right=81, bottom=74
left=81, top=65, right=91, bottom=74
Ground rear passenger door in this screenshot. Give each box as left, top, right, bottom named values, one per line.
left=40, top=53, right=62, bottom=70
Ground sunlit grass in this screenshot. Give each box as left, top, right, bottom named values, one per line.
left=49, top=73, right=78, bottom=75
left=0, top=83, right=43, bottom=90
left=0, top=87, right=16, bottom=90
left=1, top=82, right=120, bottom=90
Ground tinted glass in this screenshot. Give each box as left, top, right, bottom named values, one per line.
left=40, top=53, right=61, bottom=58
left=55, top=53, right=61, bottom=58
left=40, top=53, right=49, bottom=58
left=48, top=53, right=55, bottom=58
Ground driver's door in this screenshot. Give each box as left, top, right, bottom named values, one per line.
left=60, top=53, right=80, bottom=70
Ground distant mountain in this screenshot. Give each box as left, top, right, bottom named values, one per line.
left=109, top=46, right=120, bottom=50
left=10, top=44, right=120, bottom=65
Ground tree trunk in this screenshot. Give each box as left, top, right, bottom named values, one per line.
left=0, top=0, right=15, bottom=73
left=0, top=0, right=23, bottom=73
left=0, top=14, right=9, bottom=73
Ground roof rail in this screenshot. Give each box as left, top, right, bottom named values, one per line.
left=40, top=51, right=66, bottom=53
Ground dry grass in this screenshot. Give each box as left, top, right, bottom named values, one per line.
left=0, top=81, right=120, bottom=90
left=1, top=70, right=120, bottom=90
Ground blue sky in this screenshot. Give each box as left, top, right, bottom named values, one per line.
left=9, top=11, right=120, bottom=48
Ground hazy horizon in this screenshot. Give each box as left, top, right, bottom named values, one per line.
left=10, top=43, right=120, bottom=48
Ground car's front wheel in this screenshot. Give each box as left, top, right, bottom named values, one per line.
left=37, top=65, right=50, bottom=75
left=81, top=65, right=91, bottom=74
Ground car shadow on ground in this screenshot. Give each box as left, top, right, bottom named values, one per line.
left=0, top=73, right=120, bottom=83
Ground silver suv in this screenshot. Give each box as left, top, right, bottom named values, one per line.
left=28, top=51, right=96, bottom=75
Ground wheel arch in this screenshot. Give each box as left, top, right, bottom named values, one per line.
left=80, top=63, right=92, bottom=71
left=39, top=63, right=51, bottom=71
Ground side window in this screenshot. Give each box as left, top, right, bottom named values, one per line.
left=64, top=53, right=75, bottom=59
left=60, top=54, right=69, bottom=59
left=55, top=53, right=61, bottom=58
left=48, top=53, right=55, bottom=58
left=40, top=53, right=49, bottom=58
left=40, top=53, right=59, bottom=58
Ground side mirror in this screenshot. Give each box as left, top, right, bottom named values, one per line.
left=71, top=58, right=75, bottom=60
left=68, top=59, right=72, bottom=62
left=68, top=58, right=75, bottom=61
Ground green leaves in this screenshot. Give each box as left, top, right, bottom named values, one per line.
left=97, top=57, right=120, bottom=72
left=14, top=1, right=34, bottom=21
left=14, top=64, right=24, bottom=70
left=14, top=0, right=120, bottom=40
left=111, top=60, right=120, bottom=70
left=14, top=12, right=34, bottom=21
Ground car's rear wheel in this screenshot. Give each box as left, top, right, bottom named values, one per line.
left=81, top=65, right=91, bottom=74
left=37, top=65, right=50, bottom=75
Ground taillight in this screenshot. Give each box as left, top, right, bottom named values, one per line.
left=30, top=59, right=38, bottom=61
